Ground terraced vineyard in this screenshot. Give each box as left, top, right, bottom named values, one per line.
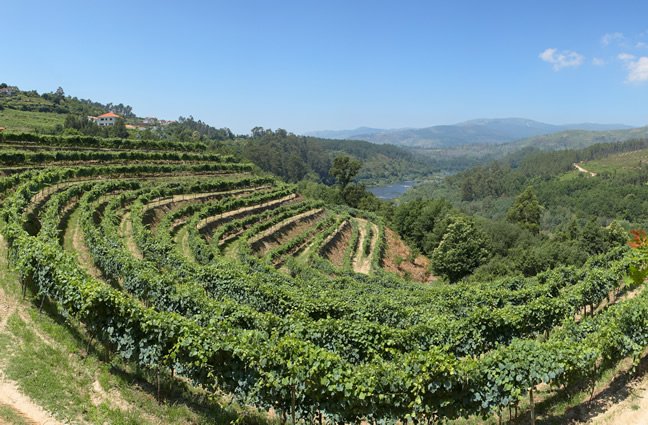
left=2, top=132, right=648, bottom=423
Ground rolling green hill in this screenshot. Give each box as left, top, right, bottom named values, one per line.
left=0, top=108, right=66, bottom=133
left=583, top=147, right=648, bottom=174
left=513, top=126, right=648, bottom=150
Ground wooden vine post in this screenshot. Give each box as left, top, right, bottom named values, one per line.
left=157, top=365, right=161, bottom=403
left=529, top=387, right=535, bottom=425
left=291, top=382, right=296, bottom=425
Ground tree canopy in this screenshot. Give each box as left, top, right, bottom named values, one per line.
left=507, top=186, right=542, bottom=234
left=431, top=215, right=490, bottom=282
left=330, top=155, right=361, bottom=189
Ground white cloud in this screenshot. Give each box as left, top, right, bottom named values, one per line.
left=539, top=48, right=585, bottom=70
left=618, top=53, right=648, bottom=82
left=602, top=32, right=624, bottom=47
left=592, top=57, right=606, bottom=66
left=636, top=41, right=648, bottom=49
left=627, top=57, right=648, bottom=82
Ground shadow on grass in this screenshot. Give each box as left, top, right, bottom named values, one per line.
left=533, top=354, right=648, bottom=424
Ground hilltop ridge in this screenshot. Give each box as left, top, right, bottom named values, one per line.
left=306, top=118, right=635, bottom=147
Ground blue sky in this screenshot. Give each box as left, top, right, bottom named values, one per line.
left=3, top=1, right=648, bottom=134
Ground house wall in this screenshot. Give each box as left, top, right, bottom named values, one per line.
left=97, top=117, right=116, bottom=126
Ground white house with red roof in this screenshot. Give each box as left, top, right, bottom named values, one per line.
left=90, top=112, right=121, bottom=126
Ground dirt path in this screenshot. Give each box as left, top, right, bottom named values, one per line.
left=250, top=209, right=324, bottom=256
left=0, top=376, right=64, bottom=425
left=0, top=236, right=17, bottom=334
left=196, top=193, right=298, bottom=231
left=351, top=219, right=367, bottom=273
left=175, top=226, right=197, bottom=264
left=65, top=209, right=105, bottom=278
left=0, top=288, right=15, bottom=334
left=590, top=372, right=648, bottom=424
left=0, top=237, right=65, bottom=425
left=144, top=187, right=270, bottom=231
left=352, top=219, right=378, bottom=275
left=574, top=162, right=597, bottom=177
left=537, top=349, right=648, bottom=425
left=119, top=211, right=144, bottom=260
left=146, top=186, right=271, bottom=210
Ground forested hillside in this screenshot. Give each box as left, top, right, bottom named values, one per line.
left=229, top=128, right=435, bottom=184
left=396, top=138, right=648, bottom=280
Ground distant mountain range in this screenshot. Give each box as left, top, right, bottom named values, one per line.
left=513, top=126, right=648, bottom=151
left=305, top=118, right=636, bottom=148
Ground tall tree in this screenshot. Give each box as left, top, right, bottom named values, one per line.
left=251, top=126, right=266, bottom=138
left=111, top=118, right=129, bottom=138
left=431, top=215, right=490, bottom=282
left=507, top=186, right=542, bottom=234
left=330, top=156, right=361, bottom=189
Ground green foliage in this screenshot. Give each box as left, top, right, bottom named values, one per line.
left=341, top=183, right=366, bottom=207
left=391, top=198, right=454, bottom=255
left=238, top=130, right=331, bottom=183
left=112, top=118, right=129, bottom=139
left=228, top=129, right=437, bottom=186
left=0, top=108, right=66, bottom=133
left=157, top=116, right=234, bottom=142
left=363, top=222, right=373, bottom=256
left=5, top=83, right=648, bottom=424
left=1, top=157, right=643, bottom=423
left=64, top=114, right=100, bottom=135
left=507, top=187, right=542, bottom=234
left=330, top=155, right=361, bottom=189
left=0, top=132, right=207, bottom=152
left=0, top=84, right=132, bottom=117
left=438, top=137, right=648, bottom=209
left=296, top=181, right=343, bottom=204
left=431, top=215, right=490, bottom=282
left=628, top=264, right=648, bottom=287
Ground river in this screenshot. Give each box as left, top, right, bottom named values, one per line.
left=368, top=180, right=415, bottom=200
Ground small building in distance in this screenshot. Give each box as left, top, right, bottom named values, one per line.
left=89, top=112, right=121, bottom=126
left=0, top=86, right=17, bottom=96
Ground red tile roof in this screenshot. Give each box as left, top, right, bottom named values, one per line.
left=97, top=112, right=120, bottom=118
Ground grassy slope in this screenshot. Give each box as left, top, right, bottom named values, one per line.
left=0, top=108, right=65, bottom=132
left=582, top=148, right=648, bottom=174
